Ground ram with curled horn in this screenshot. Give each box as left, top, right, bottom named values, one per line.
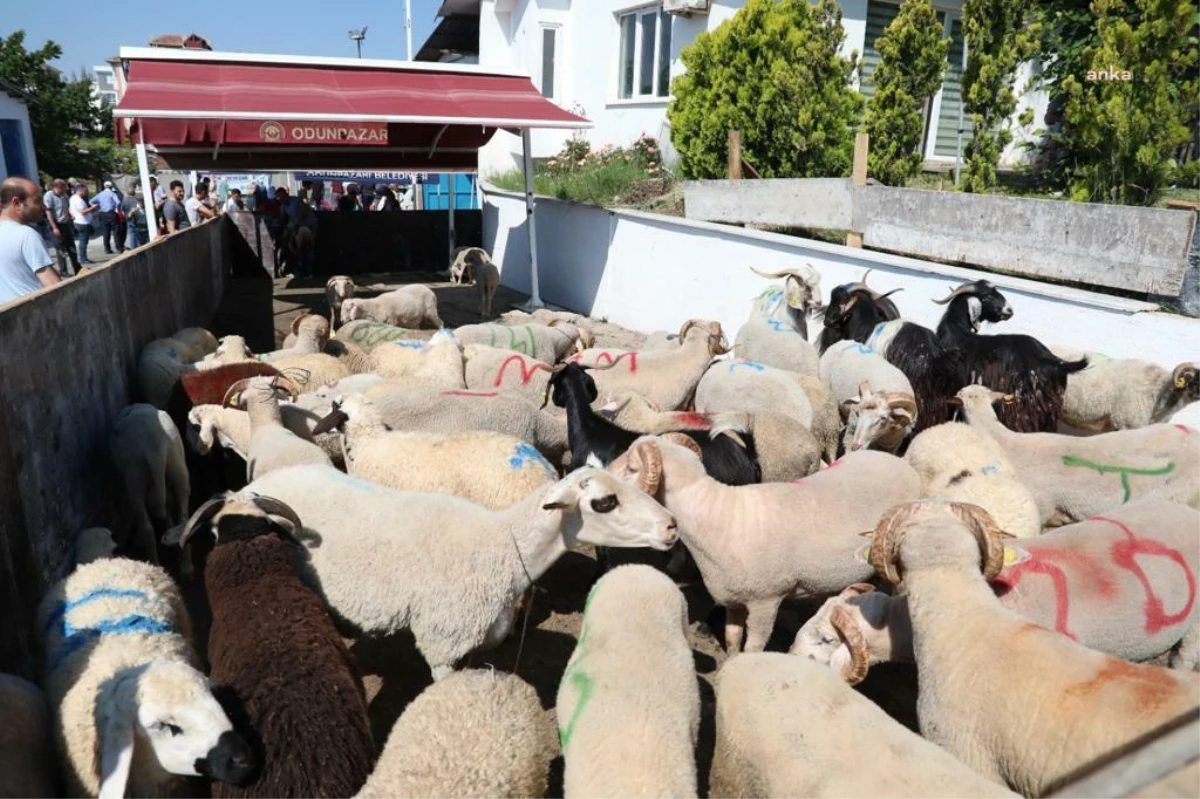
left=218, top=375, right=334, bottom=481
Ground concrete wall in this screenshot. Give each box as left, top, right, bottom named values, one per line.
left=482, top=184, right=1199, bottom=372
left=0, top=219, right=230, bottom=677
left=685, top=179, right=1197, bottom=299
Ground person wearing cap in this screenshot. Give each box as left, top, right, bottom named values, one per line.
left=94, top=180, right=123, bottom=255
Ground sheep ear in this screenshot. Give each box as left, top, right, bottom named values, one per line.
left=98, top=700, right=135, bottom=799
left=542, top=475, right=587, bottom=511
left=946, top=396, right=964, bottom=407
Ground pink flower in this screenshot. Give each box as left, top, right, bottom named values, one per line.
left=624, top=155, right=631, bottom=161
left=578, top=159, right=586, bottom=165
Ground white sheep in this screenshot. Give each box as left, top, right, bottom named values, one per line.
left=597, top=390, right=822, bottom=482
left=866, top=499, right=1200, bottom=797
left=362, top=383, right=570, bottom=464
left=732, top=266, right=823, bottom=375
left=1049, top=347, right=1200, bottom=432
left=256, top=313, right=330, bottom=362
left=341, top=284, right=444, bottom=329
left=448, top=246, right=500, bottom=320
left=312, top=392, right=557, bottom=508
left=709, top=653, right=1018, bottom=798
left=357, top=670, right=556, bottom=799
left=221, top=375, right=331, bottom=480
left=820, top=339, right=918, bottom=453
left=557, top=565, right=699, bottom=798
left=136, top=328, right=226, bottom=408
left=792, top=499, right=1200, bottom=680
left=262, top=351, right=354, bottom=392
left=455, top=321, right=590, bottom=363
left=607, top=439, right=921, bottom=653
left=955, top=384, right=1200, bottom=523
left=226, top=463, right=678, bottom=679
left=201, top=334, right=254, bottom=365
left=904, top=420, right=1041, bottom=538
left=0, top=674, right=58, bottom=798
left=326, top=275, right=356, bottom=330
left=641, top=330, right=681, bottom=350
left=694, top=358, right=841, bottom=462
left=368, top=328, right=466, bottom=387
left=186, top=398, right=339, bottom=466
left=336, top=319, right=437, bottom=352
left=567, top=319, right=730, bottom=412
left=463, top=344, right=557, bottom=406
left=37, top=549, right=254, bottom=797
left=108, top=404, right=189, bottom=565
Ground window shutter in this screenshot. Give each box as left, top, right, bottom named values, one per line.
left=933, top=18, right=967, bottom=157
left=859, top=1, right=902, bottom=99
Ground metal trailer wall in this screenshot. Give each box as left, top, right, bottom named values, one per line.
left=0, top=219, right=231, bottom=678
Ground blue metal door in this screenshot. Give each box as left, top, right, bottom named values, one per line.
left=423, top=173, right=479, bottom=210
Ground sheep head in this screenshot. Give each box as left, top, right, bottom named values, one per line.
left=210, top=335, right=254, bottom=364
left=842, top=382, right=917, bottom=452
left=789, top=583, right=876, bottom=684
left=221, top=375, right=302, bottom=409
left=166, top=492, right=304, bottom=551
left=949, top=385, right=1015, bottom=417
left=868, top=500, right=1013, bottom=587
left=291, top=311, right=332, bottom=343
left=932, top=280, right=1012, bottom=324
left=539, top=468, right=678, bottom=552
left=340, top=298, right=366, bottom=322
left=749, top=264, right=823, bottom=315
left=828, top=270, right=904, bottom=321
left=97, top=661, right=256, bottom=797
left=75, top=527, right=118, bottom=565
left=679, top=319, right=729, bottom=355
left=608, top=435, right=705, bottom=499
left=1172, top=363, right=1199, bottom=397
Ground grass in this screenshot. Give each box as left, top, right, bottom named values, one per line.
left=491, top=159, right=664, bottom=208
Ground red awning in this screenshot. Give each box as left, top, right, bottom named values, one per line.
left=112, top=49, right=589, bottom=171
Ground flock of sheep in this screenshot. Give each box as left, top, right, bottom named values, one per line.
left=5, top=255, right=1200, bottom=799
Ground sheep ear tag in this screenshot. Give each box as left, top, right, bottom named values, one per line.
left=854, top=542, right=872, bottom=564
left=1176, top=376, right=1189, bottom=389
left=1002, top=546, right=1031, bottom=570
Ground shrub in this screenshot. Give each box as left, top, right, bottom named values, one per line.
left=1037, top=0, right=1198, bottom=205
left=960, top=0, right=1041, bottom=192
left=864, top=0, right=949, bottom=186
left=668, top=0, right=864, bottom=179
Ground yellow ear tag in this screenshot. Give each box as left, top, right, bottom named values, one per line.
left=1176, top=377, right=1188, bottom=389
left=854, top=542, right=872, bottom=564
left=1002, top=546, right=1031, bottom=569
left=788, top=298, right=804, bottom=309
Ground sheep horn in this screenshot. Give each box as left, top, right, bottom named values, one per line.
left=247, top=494, right=304, bottom=544
left=634, top=441, right=663, bottom=496
left=839, top=582, right=877, bottom=598
left=175, top=496, right=230, bottom=549
left=879, top=392, right=918, bottom=418
left=290, top=311, right=313, bottom=335
left=749, top=266, right=806, bottom=280
left=830, top=605, right=870, bottom=685
left=221, top=379, right=254, bottom=409
left=932, top=281, right=980, bottom=305
left=311, top=401, right=348, bottom=436
left=662, top=432, right=704, bottom=458
left=1171, top=363, right=1197, bottom=390
left=272, top=375, right=303, bottom=400
left=581, top=359, right=621, bottom=371
left=678, top=319, right=701, bottom=339
left=542, top=362, right=569, bottom=373
left=869, top=503, right=919, bottom=586
left=946, top=502, right=1008, bottom=581
left=577, top=328, right=596, bottom=350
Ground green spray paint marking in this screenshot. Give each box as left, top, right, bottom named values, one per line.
left=489, top=325, right=536, bottom=357
left=1061, top=455, right=1176, bottom=503
left=557, top=583, right=601, bottom=750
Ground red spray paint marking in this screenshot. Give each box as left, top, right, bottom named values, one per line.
left=988, top=544, right=1084, bottom=638
left=1174, top=424, right=1193, bottom=434
left=1095, top=516, right=1196, bottom=635
left=442, top=390, right=499, bottom=398
left=671, top=412, right=713, bottom=429
left=494, top=355, right=545, bottom=387
left=571, top=351, right=638, bottom=372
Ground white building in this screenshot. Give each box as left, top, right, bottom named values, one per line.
left=418, top=0, right=1048, bottom=177
left=0, top=79, right=39, bottom=182
left=92, top=64, right=119, bottom=108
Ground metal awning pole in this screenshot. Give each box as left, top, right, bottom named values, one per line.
left=136, top=127, right=159, bottom=242
left=448, top=174, right=457, bottom=270
left=520, top=128, right=544, bottom=309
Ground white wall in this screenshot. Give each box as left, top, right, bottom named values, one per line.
left=482, top=184, right=1199, bottom=375
left=0, top=95, right=39, bottom=182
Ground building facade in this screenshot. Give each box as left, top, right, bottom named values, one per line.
left=0, top=80, right=39, bottom=182
left=92, top=65, right=118, bottom=109
left=420, top=0, right=1048, bottom=177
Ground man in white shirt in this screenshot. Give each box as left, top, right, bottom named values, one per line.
left=0, top=177, right=62, bottom=305
left=69, top=183, right=100, bottom=264
left=185, top=184, right=218, bottom=227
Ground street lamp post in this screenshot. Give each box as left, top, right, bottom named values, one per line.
left=349, top=26, right=368, bottom=59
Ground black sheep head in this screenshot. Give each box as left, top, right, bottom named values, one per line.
left=934, top=280, right=1013, bottom=325
left=164, top=493, right=305, bottom=551
left=544, top=362, right=597, bottom=409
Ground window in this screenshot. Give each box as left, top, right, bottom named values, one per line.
left=540, top=26, right=558, bottom=100
left=0, top=120, right=30, bottom=180
left=861, top=1, right=970, bottom=160
left=617, top=6, right=673, bottom=99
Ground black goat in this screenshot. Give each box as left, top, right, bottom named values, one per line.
left=817, top=274, right=965, bottom=434
left=933, top=279, right=1088, bottom=432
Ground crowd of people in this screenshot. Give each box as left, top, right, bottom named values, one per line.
left=0, top=173, right=424, bottom=305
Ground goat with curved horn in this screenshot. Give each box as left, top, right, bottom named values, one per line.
left=932, top=281, right=980, bottom=305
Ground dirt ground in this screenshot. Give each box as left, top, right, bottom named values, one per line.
left=225, top=271, right=921, bottom=798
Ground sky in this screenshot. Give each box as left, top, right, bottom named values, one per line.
left=5, top=0, right=446, bottom=76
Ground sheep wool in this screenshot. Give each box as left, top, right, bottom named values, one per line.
left=709, top=653, right=1018, bottom=798
left=558, top=566, right=700, bottom=799
left=357, top=670, right=555, bottom=798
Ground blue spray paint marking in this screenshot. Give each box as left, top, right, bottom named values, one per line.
left=42, top=587, right=148, bottom=631
left=392, top=340, right=426, bottom=349
left=866, top=322, right=889, bottom=350
left=981, top=463, right=1001, bottom=476
left=766, top=318, right=794, bottom=333
left=728, top=360, right=766, bottom=373
left=846, top=342, right=875, bottom=355
left=509, top=442, right=557, bottom=478
left=51, top=616, right=176, bottom=673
